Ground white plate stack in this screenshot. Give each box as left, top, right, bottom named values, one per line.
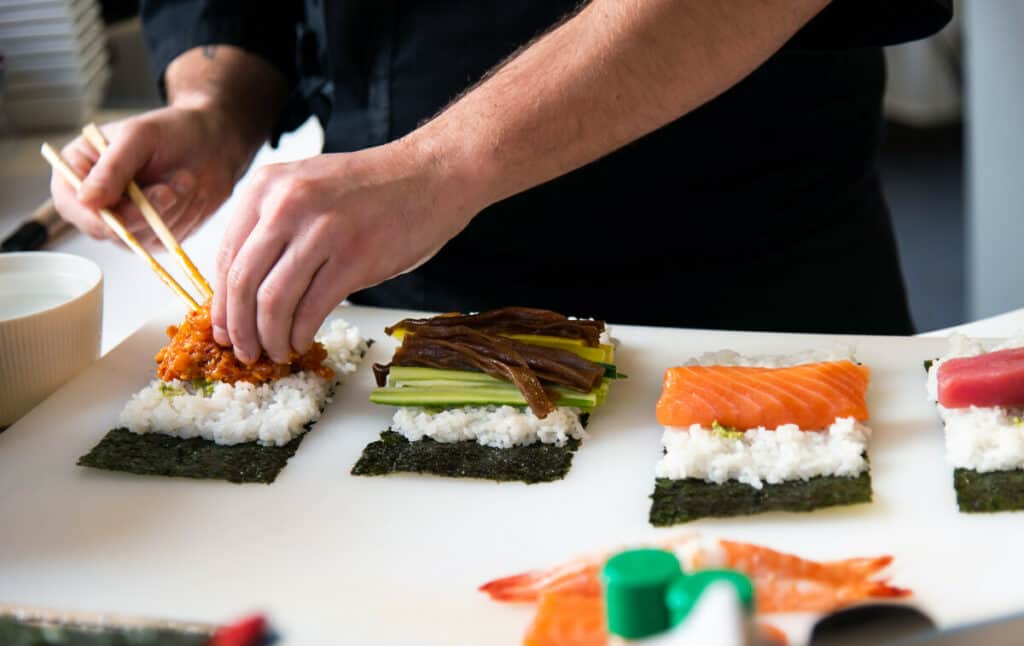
left=0, top=0, right=109, bottom=131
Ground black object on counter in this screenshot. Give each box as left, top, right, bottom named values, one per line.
left=1, top=220, right=48, bottom=252
left=1, top=199, right=68, bottom=252
left=810, top=604, right=936, bottom=645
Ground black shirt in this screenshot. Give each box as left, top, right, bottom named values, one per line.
left=140, top=0, right=952, bottom=334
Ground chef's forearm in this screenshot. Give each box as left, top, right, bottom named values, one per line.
left=165, top=46, right=290, bottom=180
left=405, top=0, right=829, bottom=210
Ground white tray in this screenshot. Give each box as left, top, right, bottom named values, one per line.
left=0, top=305, right=1018, bottom=645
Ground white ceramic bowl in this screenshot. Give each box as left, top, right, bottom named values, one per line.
left=0, top=252, right=102, bottom=427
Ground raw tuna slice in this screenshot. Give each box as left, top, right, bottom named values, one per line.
left=938, top=347, right=1024, bottom=408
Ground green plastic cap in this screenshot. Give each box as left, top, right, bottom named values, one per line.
left=665, top=569, right=756, bottom=626
left=601, top=549, right=683, bottom=639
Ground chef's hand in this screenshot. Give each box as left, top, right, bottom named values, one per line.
left=50, top=106, right=245, bottom=248
left=212, top=140, right=481, bottom=364
left=50, top=46, right=287, bottom=250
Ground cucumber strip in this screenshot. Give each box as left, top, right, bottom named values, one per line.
left=370, top=385, right=598, bottom=409
left=388, top=366, right=504, bottom=384
left=388, top=365, right=615, bottom=392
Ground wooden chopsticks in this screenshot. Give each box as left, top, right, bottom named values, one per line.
left=81, top=124, right=213, bottom=301
left=40, top=123, right=214, bottom=312
left=40, top=143, right=202, bottom=312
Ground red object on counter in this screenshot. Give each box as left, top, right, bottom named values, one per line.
left=937, top=348, right=1024, bottom=409
left=209, top=614, right=268, bottom=646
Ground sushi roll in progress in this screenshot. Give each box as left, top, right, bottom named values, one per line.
left=79, top=305, right=368, bottom=483
left=650, top=349, right=873, bottom=525
left=927, top=334, right=1024, bottom=512
left=352, top=307, right=619, bottom=483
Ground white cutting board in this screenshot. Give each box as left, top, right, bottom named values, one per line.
left=0, top=305, right=1020, bottom=645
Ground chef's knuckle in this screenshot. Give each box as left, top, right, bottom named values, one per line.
left=261, top=190, right=293, bottom=226
left=226, top=264, right=250, bottom=292
left=257, top=281, right=285, bottom=315
left=124, top=119, right=155, bottom=143
left=309, top=214, right=335, bottom=239
left=250, top=165, right=278, bottom=191
left=287, top=177, right=316, bottom=202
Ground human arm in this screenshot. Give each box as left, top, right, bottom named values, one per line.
left=213, top=0, right=831, bottom=363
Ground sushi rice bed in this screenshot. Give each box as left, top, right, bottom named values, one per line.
left=928, top=334, right=1024, bottom=472
left=659, top=348, right=870, bottom=488
left=656, top=418, right=870, bottom=489
left=119, top=319, right=368, bottom=447
left=391, top=405, right=586, bottom=449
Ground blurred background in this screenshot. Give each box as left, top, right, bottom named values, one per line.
left=0, top=0, right=1017, bottom=333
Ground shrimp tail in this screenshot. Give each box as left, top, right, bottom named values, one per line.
left=479, top=571, right=547, bottom=602
left=480, top=557, right=602, bottom=603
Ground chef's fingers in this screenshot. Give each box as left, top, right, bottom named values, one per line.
left=224, top=219, right=288, bottom=364
left=51, top=138, right=109, bottom=239
left=77, top=122, right=157, bottom=210
left=174, top=193, right=209, bottom=244
left=117, top=171, right=201, bottom=250
left=256, top=237, right=327, bottom=364
left=290, top=257, right=352, bottom=355
left=212, top=170, right=270, bottom=347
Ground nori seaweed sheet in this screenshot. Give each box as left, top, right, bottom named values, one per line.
left=0, top=617, right=209, bottom=646
left=649, top=471, right=872, bottom=526
left=78, top=428, right=303, bottom=484
left=351, top=430, right=580, bottom=483
left=954, top=468, right=1024, bottom=512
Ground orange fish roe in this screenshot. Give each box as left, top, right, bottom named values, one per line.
left=155, top=304, right=334, bottom=385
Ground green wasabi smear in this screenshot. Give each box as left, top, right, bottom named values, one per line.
left=1013, top=416, right=1024, bottom=427
left=160, top=380, right=214, bottom=398
left=711, top=420, right=744, bottom=440
left=191, top=379, right=215, bottom=397
left=159, top=383, right=185, bottom=398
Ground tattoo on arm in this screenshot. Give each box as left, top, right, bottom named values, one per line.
left=202, top=45, right=217, bottom=59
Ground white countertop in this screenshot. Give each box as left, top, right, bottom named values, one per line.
left=2, top=113, right=1023, bottom=353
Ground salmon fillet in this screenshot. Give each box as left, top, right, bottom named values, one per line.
left=655, top=360, right=870, bottom=430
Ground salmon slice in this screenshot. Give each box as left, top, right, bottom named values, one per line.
left=656, top=360, right=870, bottom=430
